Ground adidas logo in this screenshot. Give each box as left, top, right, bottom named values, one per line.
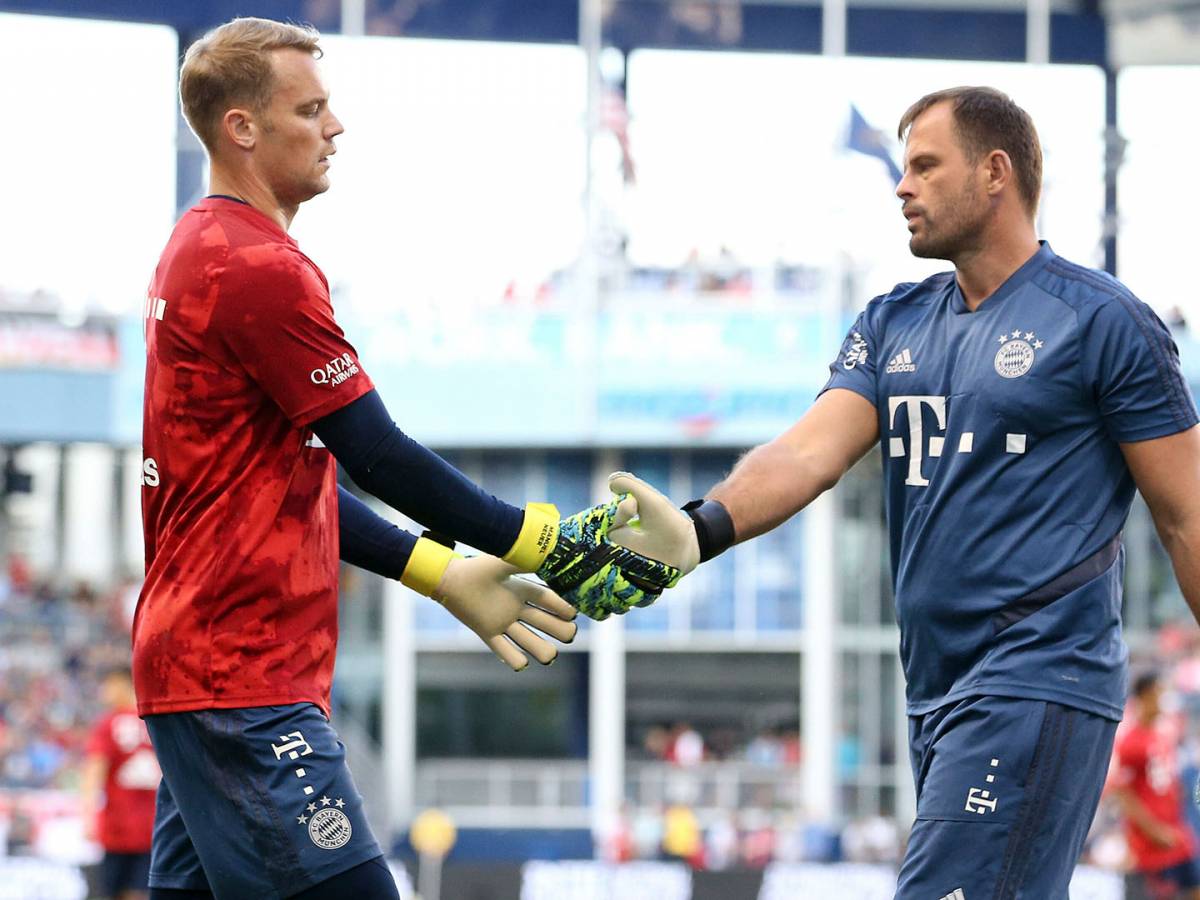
left=938, top=890, right=966, bottom=900
left=885, top=348, right=917, bottom=374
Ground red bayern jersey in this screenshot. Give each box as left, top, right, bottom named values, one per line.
left=1114, top=718, right=1197, bottom=872
left=85, top=707, right=161, bottom=853
left=135, top=197, right=373, bottom=717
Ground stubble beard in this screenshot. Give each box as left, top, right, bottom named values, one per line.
left=908, top=181, right=987, bottom=263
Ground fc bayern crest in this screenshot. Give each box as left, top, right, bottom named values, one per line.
left=994, top=329, right=1042, bottom=379
left=308, top=807, right=353, bottom=850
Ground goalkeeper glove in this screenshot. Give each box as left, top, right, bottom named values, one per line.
left=493, top=495, right=680, bottom=621
left=606, top=471, right=736, bottom=569
left=541, top=492, right=687, bottom=620
left=401, top=539, right=578, bottom=671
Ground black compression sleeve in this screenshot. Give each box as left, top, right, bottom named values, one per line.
left=337, top=486, right=417, bottom=580
left=313, top=391, right=524, bottom=557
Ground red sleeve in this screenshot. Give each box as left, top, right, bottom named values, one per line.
left=85, top=714, right=114, bottom=759
left=214, top=248, right=374, bottom=427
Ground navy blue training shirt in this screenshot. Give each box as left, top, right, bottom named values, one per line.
left=823, top=243, right=1198, bottom=721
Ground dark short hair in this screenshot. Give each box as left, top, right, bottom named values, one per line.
left=897, top=86, right=1043, bottom=216
left=1131, top=670, right=1160, bottom=698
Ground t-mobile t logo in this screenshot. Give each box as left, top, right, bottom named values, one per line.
left=888, top=395, right=947, bottom=487
left=887, top=395, right=1027, bottom=486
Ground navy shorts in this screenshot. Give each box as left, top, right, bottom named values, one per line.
left=145, top=703, right=383, bottom=899
left=896, top=694, right=1118, bottom=900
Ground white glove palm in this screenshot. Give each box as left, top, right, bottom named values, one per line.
left=432, top=555, right=578, bottom=671
left=606, top=472, right=700, bottom=577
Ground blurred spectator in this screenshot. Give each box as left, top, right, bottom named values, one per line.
left=643, top=724, right=670, bottom=761
left=661, top=804, right=703, bottom=867
left=1112, top=670, right=1200, bottom=900
left=703, top=812, right=738, bottom=870
left=665, top=722, right=704, bottom=767
left=631, top=806, right=665, bottom=861
left=81, top=666, right=160, bottom=900
left=738, top=807, right=775, bottom=868
left=744, top=729, right=784, bottom=766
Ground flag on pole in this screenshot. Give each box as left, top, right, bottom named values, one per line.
left=847, top=104, right=903, bottom=185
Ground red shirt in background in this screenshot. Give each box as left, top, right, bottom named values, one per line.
left=135, top=198, right=372, bottom=718
left=85, top=708, right=160, bottom=853
left=1114, top=719, right=1197, bottom=872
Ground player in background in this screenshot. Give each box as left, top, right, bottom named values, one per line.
left=81, top=667, right=161, bottom=900
left=138, top=17, right=677, bottom=900
left=604, top=86, right=1200, bottom=898
left=1113, top=672, right=1200, bottom=900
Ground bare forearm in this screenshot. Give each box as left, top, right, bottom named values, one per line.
left=705, top=389, right=877, bottom=545
left=708, top=441, right=842, bottom=544
left=1160, top=524, right=1200, bottom=627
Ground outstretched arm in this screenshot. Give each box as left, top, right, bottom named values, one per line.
left=607, top=388, right=879, bottom=569
left=317, top=391, right=678, bottom=619
left=1122, top=425, right=1200, bottom=626
left=709, top=388, right=879, bottom=543
left=315, top=391, right=525, bottom=559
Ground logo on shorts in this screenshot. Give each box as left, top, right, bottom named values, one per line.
left=994, top=329, right=1042, bottom=379
left=938, top=889, right=967, bottom=900
left=304, top=799, right=353, bottom=850
left=271, top=732, right=313, bottom=761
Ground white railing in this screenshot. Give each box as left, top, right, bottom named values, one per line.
left=414, top=759, right=807, bottom=829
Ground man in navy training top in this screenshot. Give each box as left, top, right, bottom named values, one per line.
left=609, top=86, right=1200, bottom=898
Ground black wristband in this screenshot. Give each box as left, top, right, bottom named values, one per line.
left=421, top=529, right=457, bottom=551
left=681, top=499, right=735, bottom=563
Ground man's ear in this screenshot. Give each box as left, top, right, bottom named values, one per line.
left=221, top=107, right=257, bottom=151
left=984, top=148, right=1013, bottom=199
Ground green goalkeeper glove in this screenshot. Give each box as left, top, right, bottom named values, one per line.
left=534, top=493, right=683, bottom=621
left=493, top=486, right=685, bottom=621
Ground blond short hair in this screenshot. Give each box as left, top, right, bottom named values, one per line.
left=180, top=17, right=322, bottom=153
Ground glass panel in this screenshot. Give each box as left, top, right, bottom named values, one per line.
left=546, top=451, right=592, bottom=513
left=688, top=452, right=738, bottom=630
left=754, top=516, right=803, bottom=631
left=481, top=453, right=529, bottom=506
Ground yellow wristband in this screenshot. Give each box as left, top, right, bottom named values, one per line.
left=400, top=537, right=459, bottom=597
left=501, top=502, right=560, bottom=571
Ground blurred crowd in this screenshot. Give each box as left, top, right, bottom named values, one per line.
left=0, top=558, right=133, bottom=795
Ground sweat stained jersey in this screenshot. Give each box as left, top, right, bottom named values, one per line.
left=823, top=243, right=1198, bottom=721
left=135, top=197, right=373, bottom=718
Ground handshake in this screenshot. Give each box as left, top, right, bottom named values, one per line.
left=415, top=473, right=734, bottom=671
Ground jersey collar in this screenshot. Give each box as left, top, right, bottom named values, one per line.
left=195, top=195, right=296, bottom=245
left=950, top=241, right=1055, bottom=314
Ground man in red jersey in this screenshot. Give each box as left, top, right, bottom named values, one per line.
left=138, top=16, right=677, bottom=900
left=1114, top=671, right=1200, bottom=900
left=81, top=667, right=161, bottom=900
